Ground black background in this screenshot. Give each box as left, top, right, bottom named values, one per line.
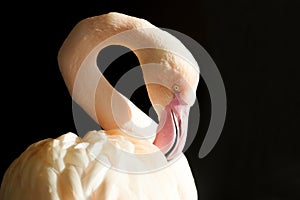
left=1, top=0, right=300, bottom=199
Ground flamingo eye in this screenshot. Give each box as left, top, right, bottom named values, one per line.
left=173, top=84, right=180, bottom=93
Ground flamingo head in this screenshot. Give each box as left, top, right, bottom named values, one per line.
left=139, top=49, right=200, bottom=160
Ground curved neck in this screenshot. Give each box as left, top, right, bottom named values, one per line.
left=58, top=13, right=158, bottom=139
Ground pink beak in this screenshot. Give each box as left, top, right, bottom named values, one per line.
left=153, top=94, right=190, bottom=160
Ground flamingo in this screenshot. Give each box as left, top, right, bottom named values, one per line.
left=0, top=12, right=199, bottom=200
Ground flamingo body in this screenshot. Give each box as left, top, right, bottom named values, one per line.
left=0, top=131, right=197, bottom=200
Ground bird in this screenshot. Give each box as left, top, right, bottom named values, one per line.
left=0, top=12, right=199, bottom=200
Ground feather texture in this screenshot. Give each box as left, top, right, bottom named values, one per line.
left=0, top=131, right=197, bottom=200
